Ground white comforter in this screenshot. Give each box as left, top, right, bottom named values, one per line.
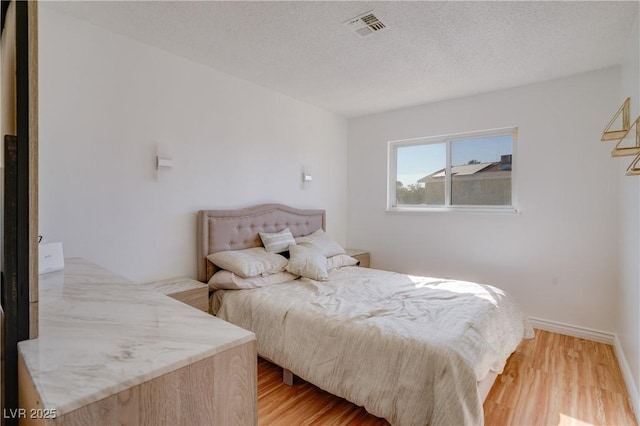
left=214, top=266, right=533, bottom=426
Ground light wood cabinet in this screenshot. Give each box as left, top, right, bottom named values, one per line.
left=18, top=259, right=256, bottom=426
left=19, top=342, right=256, bottom=426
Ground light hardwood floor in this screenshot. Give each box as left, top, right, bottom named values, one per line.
left=257, top=329, right=638, bottom=425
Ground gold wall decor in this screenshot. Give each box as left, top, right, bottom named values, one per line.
left=602, top=97, right=630, bottom=141
left=600, top=97, right=640, bottom=176
left=611, top=116, right=640, bottom=157
left=625, top=152, right=640, bottom=176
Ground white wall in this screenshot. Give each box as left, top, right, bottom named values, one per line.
left=618, top=11, right=640, bottom=411
left=38, top=6, right=348, bottom=283
left=347, top=68, right=621, bottom=333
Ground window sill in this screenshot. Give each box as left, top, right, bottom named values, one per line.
left=386, top=206, right=521, bottom=215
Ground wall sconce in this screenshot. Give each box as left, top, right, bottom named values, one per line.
left=156, top=156, right=173, bottom=170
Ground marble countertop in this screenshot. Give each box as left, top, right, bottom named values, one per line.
left=142, top=276, right=207, bottom=294
left=18, top=258, right=255, bottom=417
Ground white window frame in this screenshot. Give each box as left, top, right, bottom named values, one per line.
left=387, top=127, right=519, bottom=213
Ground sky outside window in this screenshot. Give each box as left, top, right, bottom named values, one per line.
left=396, top=143, right=445, bottom=187
left=396, top=135, right=512, bottom=187
left=452, top=135, right=512, bottom=166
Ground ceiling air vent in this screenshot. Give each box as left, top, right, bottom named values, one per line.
left=343, top=10, right=388, bottom=38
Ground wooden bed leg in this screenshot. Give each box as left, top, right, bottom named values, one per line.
left=283, top=368, right=294, bottom=386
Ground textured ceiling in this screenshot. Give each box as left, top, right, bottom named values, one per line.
left=46, top=1, right=639, bottom=118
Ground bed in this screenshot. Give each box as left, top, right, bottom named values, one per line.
left=197, top=204, right=533, bottom=426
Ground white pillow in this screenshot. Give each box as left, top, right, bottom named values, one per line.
left=207, top=247, right=288, bottom=278
left=286, top=244, right=329, bottom=281
left=209, top=270, right=298, bottom=290
left=295, top=229, right=345, bottom=257
left=259, top=228, right=296, bottom=254
left=327, top=254, right=359, bottom=271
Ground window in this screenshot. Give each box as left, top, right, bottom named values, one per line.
left=388, top=128, right=517, bottom=211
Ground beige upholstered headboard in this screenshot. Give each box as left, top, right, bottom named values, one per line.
left=197, top=204, right=326, bottom=282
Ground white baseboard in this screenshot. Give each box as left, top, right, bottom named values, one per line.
left=528, top=317, right=639, bottom=421
left=528, top=316, right=615, bottom=344
left=613, top=334, right=640, bottom=422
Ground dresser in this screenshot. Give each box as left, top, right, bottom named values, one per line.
left=17, top=258, right=256, bottom=425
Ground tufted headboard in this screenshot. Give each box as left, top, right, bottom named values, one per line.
left=197, top=204, right=326, bottom=282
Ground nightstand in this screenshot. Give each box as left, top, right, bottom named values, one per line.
left=345, top=249, right=370, bottom=268
left=144, top=277, right=208, bottom=312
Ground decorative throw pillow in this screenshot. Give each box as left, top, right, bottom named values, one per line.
left=295, top=229, right=345, bottom=257
left=327, top=254, right=359, bottom=271
left=209, top=270, right=298, bottom=290
left=286, top=244, right=329, bottom=281
left=206, top=247, right=288, bottom=278
left=259, top=228, right=296, bottom=254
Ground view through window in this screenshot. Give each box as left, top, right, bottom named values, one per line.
left=390, top=129, right=516, bottom=209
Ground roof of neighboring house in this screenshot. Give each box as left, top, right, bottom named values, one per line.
left=418, top=161, right=510, bottom=181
